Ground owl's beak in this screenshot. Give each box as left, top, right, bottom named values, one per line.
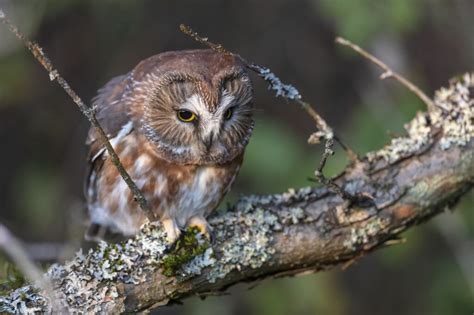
left=203, top=131, right=216, bottom=152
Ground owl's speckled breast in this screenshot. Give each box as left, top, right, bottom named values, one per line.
left=88, top=131, right=242, bottom=237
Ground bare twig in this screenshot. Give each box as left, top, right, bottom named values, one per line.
left=311, top=138, right=374, bottom=207
left=0, top=9, right=152, bottom=219
left=0, top=223, right=63, bottom=311
left=335, top=37, right=435, bottom=110
left=179, top=24, right=230, bottom=55
left=179, top=24, right=358, bottom=163
left=313, top=138, right=350, bottom=199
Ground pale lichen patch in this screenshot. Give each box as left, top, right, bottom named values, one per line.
left=48, top=222, right=167, bottom=312
left=0, top=286, right=48, bottom=313
left=238, top=186, right=319, bottom=207
left=250, top=65, right=301, bottom=100
left=343, top=217, right=390, bottom=250
left=175, top=187, right=329, bottom=281
left=180, top=247, right=216, bottom=279
left=279, top=207, right=305, bottom=225
left=201, top=203, right=281, bottom=283
left=0, top=222, right=169, bottom=313
left=367, top=112, right=433, bottom=163
left=368, top=73, right=474, bottom=163
left=433, top=73, right=474, bottom=149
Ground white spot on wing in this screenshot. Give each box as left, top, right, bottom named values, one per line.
left=93, top=121, right=133, bottom=162
left=109, top=121, right=133, bottom=149
left=91, top=148, right=106, bottom=162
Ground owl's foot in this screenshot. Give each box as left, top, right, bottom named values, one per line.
left=162, top=218, right=181, bottom=244
left=187, top=216, right=214, bottom=243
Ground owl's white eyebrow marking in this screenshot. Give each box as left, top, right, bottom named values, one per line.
left=180, top=90, right=235, bottom=116
left=180, top=94, right=207, bottom=113
left=219, top=89, right=235, bottom=111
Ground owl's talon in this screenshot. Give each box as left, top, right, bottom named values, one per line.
left=187, top=216, right=213, bottom=242
left=162, top=218, right=181, bottom=244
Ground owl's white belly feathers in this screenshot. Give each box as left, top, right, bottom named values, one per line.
left=88, top=132, right=242, bottom=239
left=171, top=167, right=223, bottom=226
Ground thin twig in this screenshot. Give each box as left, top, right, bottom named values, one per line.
left=313, top=138, right=350, bottom=199
left=0, top=9, right=153, bottom=219
left=179, top=24, right=231, bottom=55
left=180, top=24, right=358, bottom=163
left=335, top=37, right=435, bottom=111
left=299, top=99, right=358, bottom=161
left=0, top=223, right=63, bottom=311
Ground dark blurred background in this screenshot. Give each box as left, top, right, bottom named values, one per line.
left=0, top=0, right=473, bottom=314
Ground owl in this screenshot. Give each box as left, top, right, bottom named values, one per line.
left=84, top=49, right=254, bottom=243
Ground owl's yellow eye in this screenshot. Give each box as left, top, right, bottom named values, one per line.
left=177, top=110, right=196, bottom=122
left=224, top=107, right=233, bottom=120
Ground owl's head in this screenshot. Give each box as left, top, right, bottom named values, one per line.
left=126, top=50, right=254, bottom=165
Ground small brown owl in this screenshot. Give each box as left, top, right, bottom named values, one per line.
left=85, top=50, right=254, bottom=243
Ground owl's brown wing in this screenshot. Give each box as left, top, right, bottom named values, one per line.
left=84, top=74, right=133, bottom=204
left=86, top=74, right=130, bottom=145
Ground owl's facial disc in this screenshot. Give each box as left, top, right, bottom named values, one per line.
left=143, top=73, right=254, bottom=165
left=178, top=92, right=235, bottom=155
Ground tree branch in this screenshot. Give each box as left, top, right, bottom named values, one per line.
left=0, top=72, right=472, bottom=313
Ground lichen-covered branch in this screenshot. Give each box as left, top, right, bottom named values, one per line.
left=1, top=74, right=472, bottom=313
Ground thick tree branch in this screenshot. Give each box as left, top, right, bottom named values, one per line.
left=0, top=73, right=472, bottom=313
